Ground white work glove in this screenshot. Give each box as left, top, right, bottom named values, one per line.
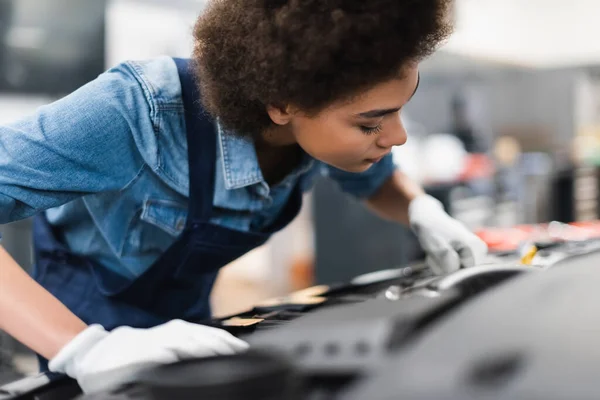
left=409, top=194, right=488, bottom=275
left=49, top=320, right=249, bottom=394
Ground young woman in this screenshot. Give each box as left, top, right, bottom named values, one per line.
left=0, top=0, right=487, bottom=393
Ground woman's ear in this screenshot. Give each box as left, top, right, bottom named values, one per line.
left=266, top=104, right=295, bottom=126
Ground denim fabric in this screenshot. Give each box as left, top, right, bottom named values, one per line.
left=0, top=56, right=396, bottom=278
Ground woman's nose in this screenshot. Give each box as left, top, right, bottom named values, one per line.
left=377, top=115, right=407, bottom=148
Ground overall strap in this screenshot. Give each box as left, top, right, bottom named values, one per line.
left=173, top=57, right=218, bottom=223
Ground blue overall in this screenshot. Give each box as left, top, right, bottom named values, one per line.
left=32, top=58, right=302, bottom=370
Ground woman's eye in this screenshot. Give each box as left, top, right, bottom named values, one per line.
left=360, top=124, right=383, bottom=135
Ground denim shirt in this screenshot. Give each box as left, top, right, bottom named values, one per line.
left=0, top=56, right=397, bottom=279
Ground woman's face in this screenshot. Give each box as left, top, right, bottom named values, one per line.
left=271, top=66, right=420, bottom=173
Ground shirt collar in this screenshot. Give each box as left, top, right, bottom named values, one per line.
left=217, top=124, right=263, bottom=190
left=217, top=123, right=315, bottom=190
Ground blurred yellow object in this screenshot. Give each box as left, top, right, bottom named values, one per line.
left=256, top=295, right=326, bottom=308
left=255, top=283, right=329, bottom=308
left=221, top=317, right=264, bottom=327
left=291, top=284, right=330, bottom=298
left=494, top=135, right=522, bottom=167
left=520, top=245, right=538, bottom=265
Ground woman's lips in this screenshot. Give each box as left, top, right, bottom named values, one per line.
left=365, top=151, right=390, bottom=163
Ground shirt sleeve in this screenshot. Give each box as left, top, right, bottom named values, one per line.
left=0, top=62, right=154, bottom=227
left=323, top=153, right=398, bottom=199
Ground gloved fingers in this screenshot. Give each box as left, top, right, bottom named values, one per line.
left=419, top=231, right=461, bottom=275
left=426, top=254, right=446, bottom=275
left=194, top=325, right=250, bottom=351
left=178, top=321, right=250, bottom=352
left=186, top=333, right=244, bottom=357
left=61, top=321, right=251, bottom=395
left=426, top=250, right=460, bottom=275
left=167, top=336, right=223, bottom=359
left=77, top=359, right=166, bottom=394
left=160, top=321, right=249, bottom=358
left=469, top=235, right=489, bottom=265
left=78, top=370, right=133, bottom=394
left=220, top=336, right=249, bottom=352
left=84, top=336, right=179, bottom=371
left=190, top=332, right=248, bottom=356
left=450, top=235, right=489, bottom=268
left=451, top=241, right=475, bottom=268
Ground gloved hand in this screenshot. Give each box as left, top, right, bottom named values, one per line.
left=409, top=194, right=488, bottom=275
left=49, top=320, right=249, bottom=393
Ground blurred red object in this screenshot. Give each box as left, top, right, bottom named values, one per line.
left=476, top=225, right=540, bottom=252
left=476, top=221, right=600, bottom=252
left=459, top=153, right=496, bottom=181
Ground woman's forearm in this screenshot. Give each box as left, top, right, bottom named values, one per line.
left=0, top=246, right=86, bottom=360
left=365, top=169, right=425, bottom=225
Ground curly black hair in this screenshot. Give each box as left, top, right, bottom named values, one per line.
left=193, top=0, right=453, bottom=136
